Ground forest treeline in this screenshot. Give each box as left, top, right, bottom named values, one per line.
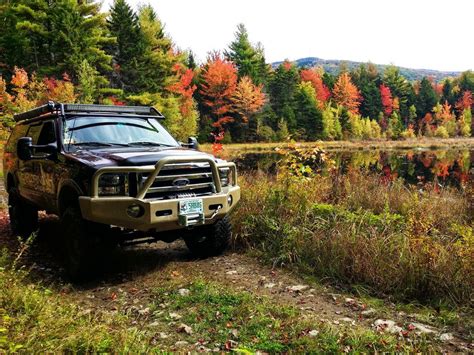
left=0, top=0, right=473, bottom=143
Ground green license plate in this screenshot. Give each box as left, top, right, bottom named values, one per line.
left=179, top=199, right=203, bottom=215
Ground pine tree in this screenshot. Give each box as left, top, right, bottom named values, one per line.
left=352, top=64, right=382, bottom=119
left=107, top=0, right=143, bottom=91
left=383, top=66, right=412, bottom=121
left=268, top=61, right=299, bottom=132
left=415, top=77, right=437, bottom=118
left=14, top=0, right=112, bottom=80
left=294, top=82, right=323, bottom=140
left=225, top=24, right=268, bottom=85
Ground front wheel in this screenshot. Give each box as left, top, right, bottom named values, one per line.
left=8, top=187, right=38, bottom=238
left=183, top=216, right=231, bottom=257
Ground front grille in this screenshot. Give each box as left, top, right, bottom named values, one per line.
left=137, top=163, right=216, bottom=200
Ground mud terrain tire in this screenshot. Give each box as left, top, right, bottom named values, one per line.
left=184, top=216, right=231, bottom=257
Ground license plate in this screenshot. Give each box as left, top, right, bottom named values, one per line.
left=179, top=199, right=203, bottom=215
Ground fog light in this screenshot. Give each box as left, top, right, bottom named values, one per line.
left=126, top=204, right=144, bottom=218
left=227, top=195, right=233, bottom=206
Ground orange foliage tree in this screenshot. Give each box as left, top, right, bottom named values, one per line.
left=455, top=90, right=472, bottom=112
left=332, top=72, right=361, bottom=114
left=300, top=68, right=330, bottom=107
left=231, top=76, right=265, bottom=123
left=200, top=53, right=238, bottom=131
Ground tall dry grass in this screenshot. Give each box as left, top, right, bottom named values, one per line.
left=233, top=170, right=473, bottom=306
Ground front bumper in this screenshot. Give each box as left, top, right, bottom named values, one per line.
left=78, top=155, right=240, bottom=232
left=79, top=186, right=240, bottom=231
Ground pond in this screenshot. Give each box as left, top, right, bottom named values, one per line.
left=227, top=148, right=474, bottom=189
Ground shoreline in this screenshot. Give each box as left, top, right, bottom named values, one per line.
left=201, top=137, right=474, bottom=153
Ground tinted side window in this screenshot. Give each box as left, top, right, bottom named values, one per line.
left=5, top=124, right=28, bottom=152
left=26, top=123, right=42, bottom=144
left=37, top=121, right=56, bottom=145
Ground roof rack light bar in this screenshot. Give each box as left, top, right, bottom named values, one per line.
left=63, top=104, right=164, bottom=118
left=13, top=102, right=164, bottom=122
left=13, top=101, right=58, bottom=122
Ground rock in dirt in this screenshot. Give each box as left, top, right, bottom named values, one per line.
left=226, top=270, right=238, bottom=275
left=373, top=319, right=403, bottom=334
left=175, top=340, right=189, bottom=347
left=169, top=312, right=182, bottom=320
left=177, top=323, right=193, bottom=335
left=439, top=333, right=454, bottom=342
left=308, top=330, right=319, bottom=337
left=178, top=288, right=190, bottom=296
left=264, top=283, right=276, bottom=289
left=409, top=322, right=437, bottom=335
left=361, top=308, right=376, bottom=317
left=287, top=285, right=309, bottom=292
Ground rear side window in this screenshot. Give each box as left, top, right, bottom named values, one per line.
left=37, top=121, right=56, bottom=145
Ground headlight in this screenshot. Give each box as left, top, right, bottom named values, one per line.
left=219, top=167, right=232, bottom=187
left=98, top=173, right=128, bottom=196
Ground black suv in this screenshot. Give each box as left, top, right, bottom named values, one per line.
left=3, top=102, right=240, bottom=277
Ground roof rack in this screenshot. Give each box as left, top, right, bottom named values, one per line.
left=13, top=102, right=164, bottom=122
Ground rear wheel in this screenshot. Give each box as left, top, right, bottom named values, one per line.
left=184, top=216, right=231, bottom=257
left=8, top=187, right=38, bottom=238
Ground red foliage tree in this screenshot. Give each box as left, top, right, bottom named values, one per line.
left=455, top=90, right=473, bottom=112
left=300, top=68, right=330, bottom=107
left=168, top=63, right=197, bottom=116
left=379, top=84, right=393, bottom=116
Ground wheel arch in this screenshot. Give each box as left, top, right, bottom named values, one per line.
left=57, top=180, right=84, bottom=216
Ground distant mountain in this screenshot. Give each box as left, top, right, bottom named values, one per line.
left=272, top=57, right=461, bottom=82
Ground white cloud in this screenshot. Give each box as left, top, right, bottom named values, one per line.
left=103, top=0, right=473, bottom=72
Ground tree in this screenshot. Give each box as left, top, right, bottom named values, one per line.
left=13, top=0, right=112, bottom=80
left=294, top=82, right=323, bottom=140
left=268, top=60, right=299, bottom=132
left=77, top=60, right=100, bottom=104
left=351, top=64, right=381, bottom=120
left=383, top=66, right=412, bottom=120
left=199, top=53, right=238, bottom=132
left=332, top=72, right=361, bottom=114
left=321, top=105, right=342, bottom=140
left=300, top=68, right=330, bottom=107
left=107, top=0, right=143, bottom=91
left=225, top=24, right=268, bottom=85
left=415, top=77, right=437, bottom=119
left=379, top=84, right=393, bottom=116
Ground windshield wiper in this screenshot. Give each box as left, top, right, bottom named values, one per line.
left=71, top=142, right=129, bottom=147
left=127, top=141, right=176, bottom=147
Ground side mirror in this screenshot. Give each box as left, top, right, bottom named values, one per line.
left=17, top=137, right=33, bottom=160
left=187, top=137, right=199, bottom=150
left=17, top=137, right=57, bottom=161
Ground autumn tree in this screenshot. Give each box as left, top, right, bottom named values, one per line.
left=300, top=68, right=331, bottom=107
left=383, top=66, right=413, bottom=121
left=333, top=72, right=361, bottom=114
left=199, top=53, right=238, bottom=134
left=379, top=84, right=393, bottom=116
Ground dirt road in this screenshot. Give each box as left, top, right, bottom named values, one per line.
left=0, top=211, right=471, bottom=352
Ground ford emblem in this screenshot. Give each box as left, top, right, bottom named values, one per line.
left=173, top=178, right=190, bottom=187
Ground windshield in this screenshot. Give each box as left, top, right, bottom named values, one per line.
left=63, top=116, right=179, bottom=148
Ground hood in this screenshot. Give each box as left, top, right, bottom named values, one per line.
left=67, top=147, right=220, bottom=168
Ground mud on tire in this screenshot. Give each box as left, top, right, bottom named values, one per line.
left=184, top=216, right=231, bottom=257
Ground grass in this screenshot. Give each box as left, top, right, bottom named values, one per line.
left=0, top=260, right=440, bottom=352
left=201, top=137, right=474, bottom=153
left=233, top=169, right=473, bottom=307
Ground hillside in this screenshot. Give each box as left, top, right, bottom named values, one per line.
left=273, top=57, right=461, bottom=82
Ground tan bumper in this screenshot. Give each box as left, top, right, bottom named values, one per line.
left=79, top=186, right=240, bottom=232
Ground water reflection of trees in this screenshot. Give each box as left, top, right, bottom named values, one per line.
left=233, top=149, right=473, bottom=188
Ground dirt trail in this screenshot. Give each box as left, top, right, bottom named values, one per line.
left=0, top=212, right=471, bottom=352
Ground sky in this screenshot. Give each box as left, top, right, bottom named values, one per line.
left=102, top=0, right=473, bottom=72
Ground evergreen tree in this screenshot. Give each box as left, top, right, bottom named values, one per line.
left=294, top=82, right=323, bottom=140
left=107, top=0, right=143, bottom=91
left=225, top=24, right=268, bottom=85
left=352, top=64, right=382, bottom=119
left=14, top=0, right=112, bottom=80
left=383, top=66, right=412, bottom=121
left=268, top=61, right=299, bottom=132
left=415, top=77, right=437, bottom=118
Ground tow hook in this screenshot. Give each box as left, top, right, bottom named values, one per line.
left=206, top=205, right=222, bottom=221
